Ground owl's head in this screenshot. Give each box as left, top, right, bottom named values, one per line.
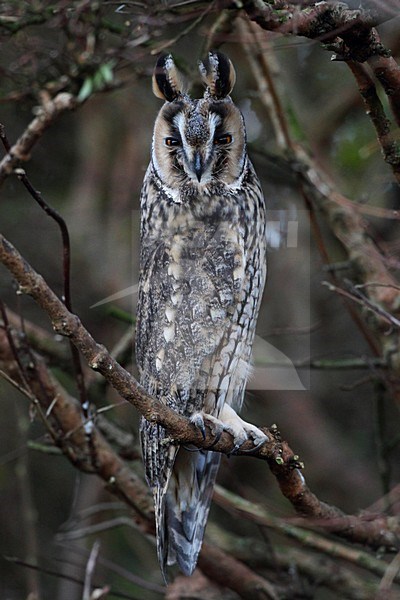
left=151, top=52, right=246, bottom=193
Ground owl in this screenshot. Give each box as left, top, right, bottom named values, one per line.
left=135, top=51, right=267, bottom=579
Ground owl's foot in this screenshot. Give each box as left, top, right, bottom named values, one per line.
left=190, top=405, right=268, bottom=454
left=190, top=412, right=207, bottom=440
left=218, top=404, right=269, bottom=455
left=190, top=412, right=224, bottom=448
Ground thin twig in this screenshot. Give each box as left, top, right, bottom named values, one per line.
left=3, top=556, right=140, bottom=600
left=150, top=1, right=214, bottom=54
left=322, top=280, right=400, bottom=329
left=55, top=542, right=165, bottom=594
left=379, top=551, right=400, bottom=596
left=57, top=517, right=135, bottom=542
left=214, top=485, right=399, bottom=581
left=83, top=539, right=101, bottom=600
left=0, top=93, right=77, bottom=185
left=0, top=304, right=58, bottom=440
left=207, top=523, right=385, bottom=600
left=0, top=124, right=89, bottom=417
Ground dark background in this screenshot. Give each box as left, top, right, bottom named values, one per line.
left=0, top=2, right=399, bottom=598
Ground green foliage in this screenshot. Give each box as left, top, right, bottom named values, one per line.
left=78, top=61, right=116, bottom=102
left=334, top=116, right=374, bottom=175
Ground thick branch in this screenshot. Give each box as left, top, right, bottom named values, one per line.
left=0, top=234, right=295, bottom=460
left=243, top=3, right=400, bottom=175
left=243, top=1, right=379, bottom=46
left=1, top=233, right=400, bottom=551
left=0, top=323, right=278, bottom=599
left=0, top=328, right=154, bottom=528
left=198, top=543, right=279, bottom=600
left=5, top=307, right=72, bottom=369
left=367, top=46, right=400, bottom=127
left=214, top=485, right=399, bottom=561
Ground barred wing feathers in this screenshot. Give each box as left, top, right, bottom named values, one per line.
left=136, top=217, right=246, bottom=578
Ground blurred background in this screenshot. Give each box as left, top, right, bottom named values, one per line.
left=0, top=2, right=399, bottom=598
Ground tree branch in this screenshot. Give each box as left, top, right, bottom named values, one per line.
left=0, top=312, right=279, bottom=598
left=346, top=60, right=400, bottom=185
left=214, top=486, right=399, bottom=565
left=242, top=1, right=400, bottom=169
left=198, top=543, right=279, bottom=600
left=207, top=524, right=387, bottom=600
left=243, top=1, right=379, bottom=44
left=241, top=22, right=400, bottom=406
left=0, top=232, right=291, bottom=458
left=1, top=231, right=400, bottom=553
left=0, top=93, right=77, bottom=184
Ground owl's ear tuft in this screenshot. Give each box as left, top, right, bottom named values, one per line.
left=199, top=51, right=236, bottom=99
left=152, top=54, right=185, bottom=102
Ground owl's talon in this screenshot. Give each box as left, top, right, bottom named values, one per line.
left=239, top=434, right=268, bottom=454
left=205, top=428, right=223, bottom=450
left=190, top=409, right=268, bottom=454
left=190, top=413, right=207, bottom=440
left=216, top=404, right=268, bottom=455
left=227, top=442, right=242, bottom=457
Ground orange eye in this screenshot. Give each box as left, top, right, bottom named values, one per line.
left=165, top=137, right=180, bottom=147
left=215, top=134, right=232, bottom=145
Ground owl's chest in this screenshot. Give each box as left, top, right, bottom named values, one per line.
left=143, top=188, right=252, bottom=251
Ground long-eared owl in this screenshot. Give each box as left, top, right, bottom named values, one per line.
left=136, top=51, right=267, bottom=579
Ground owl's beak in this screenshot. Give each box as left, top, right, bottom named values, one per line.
left=193, top=151, right=203, bottom=182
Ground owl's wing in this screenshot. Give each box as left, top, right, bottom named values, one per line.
left=136, top=221, right=245, bottom=578
left=136, top=221, right=245, bottom=404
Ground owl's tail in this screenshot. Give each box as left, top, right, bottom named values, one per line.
left=141, top=418, right=220, bottom=579
left=159, top=446, right=221, bottom=578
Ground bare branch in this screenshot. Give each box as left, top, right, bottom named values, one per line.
left=198, top=542, right=279, bottom=600
left=214, top=485, right=399, bottom=569
left=83, top=540, right=101, bottom=600
left=0, top=93, right=77, bottom=185
left=367, top=45, right=400, bottom=127
left=241, top=26, right=400, bottom=406
left=243, top=1, right=400, bottom=169
left=4, top=307, right=71, bottom=369
left=1, top=232, right=400, bottom=553
left=0, top=123, right=89, bottom=421
left=347, top=60, right=400, bottom=185
left=0, top=232, right=293, bottom=458
left=208, top=523, right=386, bottom=600
left=242, top=1, right=392, bottom=47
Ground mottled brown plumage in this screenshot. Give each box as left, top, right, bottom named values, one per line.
left=136, top=52, right=267, bottom=579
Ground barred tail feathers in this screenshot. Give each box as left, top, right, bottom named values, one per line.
left=140, top=418, right=221, bottom=578
left=163, top=448, right=221, bottom=576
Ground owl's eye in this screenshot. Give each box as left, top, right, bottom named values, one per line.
left=165, top=137, right=181, bottom=147
left=214, top=134, right=232, bottom=145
